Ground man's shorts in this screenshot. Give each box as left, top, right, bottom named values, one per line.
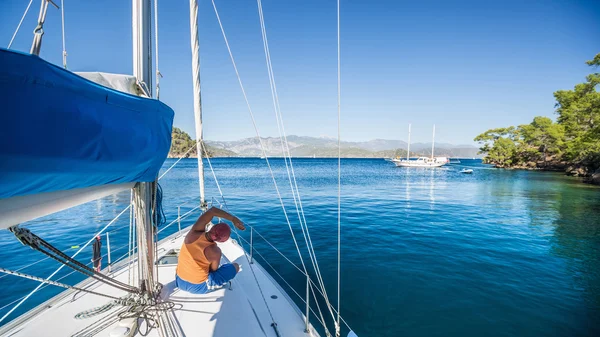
left=176, top=263, right=237, bottom=294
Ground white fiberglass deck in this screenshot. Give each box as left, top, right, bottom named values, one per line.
left=0, top=228, right=318, bottom=337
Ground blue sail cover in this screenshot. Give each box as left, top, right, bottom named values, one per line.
left=0, top=48, right=174, bottom=199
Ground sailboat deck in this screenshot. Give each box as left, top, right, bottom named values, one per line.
left=0, top=228, right=317, bottom=337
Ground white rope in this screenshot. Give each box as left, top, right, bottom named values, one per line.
left=239, top=226, right=352, bottom=331
left=336, top=0, right=342, bottom=334
left=153, top=184, right=160, bottom=304
left=0, top=264, right=83, bottom=313
left=0, top=206, right=131, bottom=324
left=199, top=140, right=280, bottom=326
left=0, top=267, right=132, bottom=304
left=128, top=191, right=134, bottom=285
left=0, top=248, right=136, bottom=318
left=132, top=196, right=138, bottom=286
left=252, top=227, right=305, bottom=275
left=157, top=205, right=200, bottom=234
left=209, top=0, right=313, bottom=293
left=60, top=0, right=67, bottom=68
left=158, top=140, right=199, bottom=180
left=237, top=231, right=332, bottom=336
left=255, top=0, right=337, bottom=325
left=236, top=234, right=330, bottom=334
left=7, top=0, right=34, bottom=49
left=0, top=256, right=52, bottom=281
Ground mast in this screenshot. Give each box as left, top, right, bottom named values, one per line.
left=431, top=124, right=435, bottom=159
left=189, top=0, right=206, bottom=208
left=132, top=0, right=155, bottom=295
left=406, top=123, right=411, bottom=161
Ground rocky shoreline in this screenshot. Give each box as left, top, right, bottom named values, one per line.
left=489, top=160, right=600, bottom=186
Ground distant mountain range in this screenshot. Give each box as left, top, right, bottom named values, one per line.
left=204, top=135, right=481, bottom=158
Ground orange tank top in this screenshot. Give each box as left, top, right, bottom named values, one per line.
left=176, top=233, right=214, bottom=284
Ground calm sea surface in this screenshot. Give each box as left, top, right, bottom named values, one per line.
left=1, top=158, right=599, bottom=336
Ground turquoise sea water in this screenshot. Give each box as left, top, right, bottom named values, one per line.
left=1, top=158, right=599, bottom=336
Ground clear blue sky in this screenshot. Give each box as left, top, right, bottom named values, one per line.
left=2, top=0, right=599, bottom=145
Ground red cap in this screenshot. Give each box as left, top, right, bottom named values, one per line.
left=210, top=223, right=231, bottom=243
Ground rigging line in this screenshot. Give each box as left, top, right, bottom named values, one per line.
left=1, top=257, right=140, bottom=322
left=7, top=0, right=34, bottom=48
left=336, top=0, right=341, bottom=334
left=60, top=0, right=67, bottom=69
left=216, top=0, right=337, bottom=327
left=309, top=273, right=332, bottom=336
left=255, top=0, right=325, bottom=298
left=153, top=0, right=161, bottom=99
left=255, top=0, right=336, bottom=323
left=0, top=223, right=130, bottom=282
left=132, top=196, right=138, bottom=286
left=152, top=183, right=160, bottom=285
left=236, top=233, right=331, bottom=336
left=33, top=237, right=138, bottom=293
left=0, top=256, right=51, bottom=281
left=258, top=0, right=330, bottom=303
left=251, top=227, right=305, bottom=275
left=238, top=230, right=352, bottom=331
left=200, top=141, right=226, bottom=204
left=0, top=205, right=131, bottom=324
left=128, top=191, right=134, bottom=286
left=0, top=229, right=128, bottom=281
left=104, top=225, right=132, bottom=236
left=0, top=266, right=79, bottom=313
left=158, top=140, right=200, bottom=180
left=12, top=226, right=139, bottom=292
left=156, top=300, right=181, bottom=337
left=248, top=243, right=330, bottom=334
left=0, top=267, right=134, bottom=304
left=156, top=205, right=200, bottom=234
left=113, top=241, right=144, bottom=271
left=209, top=0, right=313, bottom=289
left=199, top=140, right=280, bottom=325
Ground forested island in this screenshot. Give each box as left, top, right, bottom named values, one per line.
left=475, top=53, right=600, bottom=185
left=168, top=127, right=237, bottom=158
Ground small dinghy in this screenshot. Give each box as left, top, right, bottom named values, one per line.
left=460, top=169, right=474, bottom=174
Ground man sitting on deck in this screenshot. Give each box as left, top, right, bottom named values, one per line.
left=176, top=207, right=246, bottom=294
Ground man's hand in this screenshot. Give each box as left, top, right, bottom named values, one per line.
left=232, top=217, right=246, bottom=231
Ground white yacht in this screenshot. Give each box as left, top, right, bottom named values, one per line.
left=391, top=124, right=448, bottom=168
left=394, top=156, right=448, bottom=168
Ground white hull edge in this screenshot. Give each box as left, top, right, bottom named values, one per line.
left=392, top=160, right=446, bottom=168
left=394, top=162, right=446, bottom=167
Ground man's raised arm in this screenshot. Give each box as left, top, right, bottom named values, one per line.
left=190, top=207, right=246, bottom=232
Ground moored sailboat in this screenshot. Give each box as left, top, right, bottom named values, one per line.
left=391, top=124, right=448, bottom=167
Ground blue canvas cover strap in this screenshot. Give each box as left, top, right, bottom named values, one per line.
left=0, top=48, right=174, bottom=199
